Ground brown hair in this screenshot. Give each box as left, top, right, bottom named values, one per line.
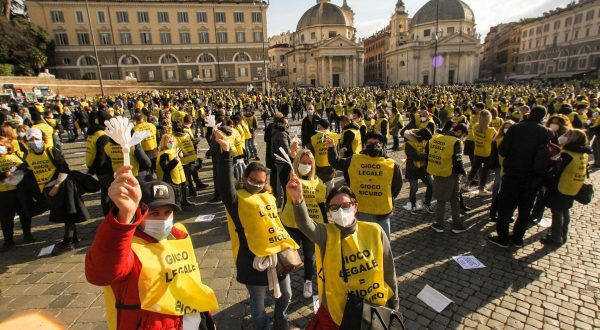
left=0, top=136, right=14, bottom=154
left=477, top=110, right=491, bottom=134
left=564, top=128, right=588, bottom=145
left=0, top=124, right=16, bottom=140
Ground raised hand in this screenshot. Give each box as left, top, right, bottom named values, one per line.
left=108, top=166, right=142, bottom=223
left=214, top=129, right=230, bottom=152
left=286, top=173, right=303, bottom=204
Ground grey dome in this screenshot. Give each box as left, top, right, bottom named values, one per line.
left=412, top=0, right=474, bottom=26
left=297, top=2, right=348, bottom=30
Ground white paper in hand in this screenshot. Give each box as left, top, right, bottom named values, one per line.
left=38, top=245, right=55, bottom=257
left=417, top=284, right=453, bottom=313
left=452, top=256, right=486, bottom=270
left=205, top=115, right=216, bottom=128
left=312, top=295, right=320, bottom=313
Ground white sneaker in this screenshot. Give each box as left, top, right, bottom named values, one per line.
left=303, top=280, right=313, bottom=298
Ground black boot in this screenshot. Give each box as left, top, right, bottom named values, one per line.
left=459, top=193, right=471, bottom=214
left=188, top=184, right=197, bottom=197
left=180, top=185, right=198, bottom=211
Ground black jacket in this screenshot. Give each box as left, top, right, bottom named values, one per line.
left=499, top=118, right=549, bottom=178
left=301, top=115, right=320, bottom=147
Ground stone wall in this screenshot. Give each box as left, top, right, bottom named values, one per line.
left=0, top=76, right=250, bottom=97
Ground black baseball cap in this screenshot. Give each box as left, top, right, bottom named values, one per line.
left=140, top=181, right=181, bottom=212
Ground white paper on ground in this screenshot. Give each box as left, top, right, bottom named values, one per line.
left=312, top=295, right=320, bottom=313
left=38, top=245, right=55, bottom=257
left=417, top=284, right=453, bottom=313
left=452, top=256, right=486, bottom=270
left=536, top=218, right=552, bottom=228
left=194, top=214, right=215, bottom=223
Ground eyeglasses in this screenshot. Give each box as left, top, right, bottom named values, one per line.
left=328, top=202, right=355, bottom=212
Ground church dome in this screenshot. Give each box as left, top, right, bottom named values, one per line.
left=296, top=2, right=348, bottom=31
left=411, top=0, right=474, bottom=26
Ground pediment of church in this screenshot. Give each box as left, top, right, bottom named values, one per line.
left=319, top=35, right=360, bottom=49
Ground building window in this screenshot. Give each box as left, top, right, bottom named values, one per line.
left=239, top=67, right=248, bottom=77
left=580, top=58, right=587, bottom=68
left=565, top=17, right=572, bottom=27
left=138, top=11, right=149, bottom=23
left=55, top=32, right=69, bottom=45
left=236, top=31, right=246, bottom=43
left=99, top=32, right=111, bottom=45
left=215, top=12, right=226, bottom=23
left=564, top=32, right=569, bottom=42
left=116, top=11, right=129, bottom=23
left=177, top=12, right=189, bottom=23
left=424, top=29, right=431, bottom=37
left=574, top=14, right=582, bottom=24
left=140, top=32, right=152, bottom=44
left=199, top=31, right=210, bottom=44
left=587, top=10, right=595, bottom=21
left=199, top=54, right=213, bottom=63
left=82, top=56, right=96, bottom=66
left=185, top=69, right=193, bottom=80
left=197, top=12, right=208, bottom=23
left=51, top=10, right=64, bottom=23
left=301, top=34, right=305, bottom=42
left=158, top=12, right=169, bottom=23
left=554, top=21, right=560, bottom=30
left=62, top=58, right=70, bottom=65
left=543, top=37, right=547, bottom=46
left=148, top=71, right=155, bottom=81
left=575, top=30, right=579, bottom=40
left=311, top=32, right=316, bottom=39
left=217, top=31, right=228, bottom=43
left=75, top=10, right=84, bottom=23
left=120, top=32, right=132, bottom=45
left=180, top=32, right=191, bottom=44
left=253, top=31, right=263, bottom=43
left=536, top=26, right=542, bottom=35
left=522, top=30, right=527, bottom=37
left=559, top=61, right=566, bottom=70
left=234, top=12, right=244, bottom=23
left=252, top=12, right=262, bottom=23
left=447, top=27, right=455, bottom=34
left=203, top=69, right=212, bottom=78
left=529, top=28, right=533, bottom=36
left=328, top=31, right=336, bottom=38
left=77, top=32, right=90, bottom=45
left=97, top=11, right=106, bottom=23
left=160, top=32, right=172, bottom=44
left=553, top=35, right=557, bottom=46
left=543, top=24, right=549, bottom=33
left=586, top=28, right=590, bottom=37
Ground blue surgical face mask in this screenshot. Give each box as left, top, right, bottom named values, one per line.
left=166, top=142, right=175, bottom=149
left=143, top=216, right=174, bottom=241
left=0, top=145, right=6, bottom=155
left=29, top=141, right=44, bottom=152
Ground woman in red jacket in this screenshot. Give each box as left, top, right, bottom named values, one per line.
left=85, top=166, right=218, bottom=330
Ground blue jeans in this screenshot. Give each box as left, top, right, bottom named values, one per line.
left=370, top=217, right=391, bottom=240
left=246, top=274, right=292, bottom=330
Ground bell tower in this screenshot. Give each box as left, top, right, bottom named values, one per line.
left=390, top=0, right=409, bottom=49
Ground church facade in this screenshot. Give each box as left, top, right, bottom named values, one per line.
left=273, top=0, right=364, bottom=88
left=384, top=0, right=482, bottom=85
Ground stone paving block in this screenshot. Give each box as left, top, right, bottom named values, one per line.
left=56, top=307, right=86, bottom=325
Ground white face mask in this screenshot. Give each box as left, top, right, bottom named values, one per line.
left=503, top=128, right=509, bottom=134
left=420, top=117, right=428, bottom=122
left=329, top=207, right=355, bottom=228
left=558, top=134, right=569, bottom=146
left=166, top=142, right=175, bottom=149
left=0, top=146, right=6, bottom=155
left=18, top=132, right=26, bottom=138
left=549, top=123, right=560, bottom=132
left=307, top=110, right=314, bottom=116
left=143, top=216, right=174, bottom=241
left=298, top=164, right=312, bottom=176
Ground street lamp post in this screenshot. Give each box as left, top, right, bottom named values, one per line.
left=84, top=0, right=105, bottom=96
left=431, top=0, right=440, bottom=89
left=260, top=0, right=269, bottom=96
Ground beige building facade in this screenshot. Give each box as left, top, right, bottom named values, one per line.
left=279, top=0, right=364, bottom=88
left=27, top=0, right=269, bottom=85
left=480, top=23, right=521, bottom=81
left=517, top=0, right=600, bottom=79
left=385, top=0, right=481, bottom=85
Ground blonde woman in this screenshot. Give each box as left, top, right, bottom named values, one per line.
left=280, top=149, right=327, bottom=299
left=156, top=134, right=191, bottom=210
left=490, top=120, right=515, bottom=220
left=467, top=109, right=497, bottom=195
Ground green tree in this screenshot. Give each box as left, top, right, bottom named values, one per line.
left=0, top=17, right=54, bottom=76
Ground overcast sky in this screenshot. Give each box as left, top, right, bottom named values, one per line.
left=267, top=0, right=574, bottom=39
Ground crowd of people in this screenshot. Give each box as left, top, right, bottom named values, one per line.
left=0, top=83, right=597, bottom=329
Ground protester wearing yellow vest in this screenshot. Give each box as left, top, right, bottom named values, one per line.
left=326, top=131, right=403, bottom=239
left=86, top=170, right=219, bottom=330
left=0, top=136, right=35, bottom=251
left=133, top=113, right=158, bottom=164
left=389, top=107, right=404, bottom=151
left=489, top=120, right=515, bottom=221
left=427, top=124, right=468, bottom=233
left=374, top=109, right=389, bottom=146
left=542, top=129, right=591, bottom=246
left=467, top=110, right=497, bottom=195
left=404, top=128, right=434, bottom=214
left=285, top=183, right=399, bottom=328
left=30, top=108, right=55, bottom=149
left=156, top=134, right=195, bottom=211
left=309, top=119, right=338, bottom=192
left=213, top=130, right=299, bottom=330
left=280, top=150, right=327, bottom=299
left=86, top=110, right=114, bottom=216
left=339, top=116, right=362, bottom=158
left=464, top=103, right=483, bottom=164
left=25, top=128, right=85, bottom=253
left=173, top=121, right=201, bottom=199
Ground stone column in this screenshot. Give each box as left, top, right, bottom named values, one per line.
left=352, top=56, right=357, bottom=86
left=321, top=57, right=326, bottom=87
left=345, top=56, right=350, bottom=87
left=316, top=57, right=320, bottom=87
left=358, top=55, right=364, bottom=86
left=328, top=56, right=333, bottom=87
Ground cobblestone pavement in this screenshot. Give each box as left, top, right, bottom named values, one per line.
left=1, top=118, right=599, bottom=330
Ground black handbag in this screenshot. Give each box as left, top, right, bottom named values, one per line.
left=337, top=237, right=405, bottom=330
left=575, top=183, right=594, bottom=205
